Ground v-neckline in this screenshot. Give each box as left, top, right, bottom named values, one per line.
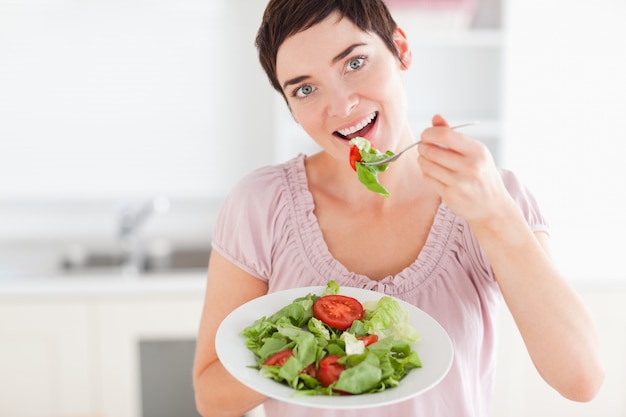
left=287, top=155, right=458, bottom=292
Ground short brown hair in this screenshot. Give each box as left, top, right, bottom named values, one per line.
left=255, top=0, right=400, bottom=96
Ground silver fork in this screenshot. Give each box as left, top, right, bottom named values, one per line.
left=360, top=121, right=479, bottom=167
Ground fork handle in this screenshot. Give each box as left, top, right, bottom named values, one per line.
left=360, top=121, right=478, bottom=167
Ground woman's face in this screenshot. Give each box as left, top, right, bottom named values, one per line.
left=275, top=12, right=412, bottom=164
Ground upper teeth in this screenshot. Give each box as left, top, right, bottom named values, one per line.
left=338, top=112, right=376, bottom=136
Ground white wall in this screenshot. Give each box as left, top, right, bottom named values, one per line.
left=503, top=0, right=626, bottom=284
left=0, top=0, right=273, bottom=200
left=2, top=0, right=625, bottom=286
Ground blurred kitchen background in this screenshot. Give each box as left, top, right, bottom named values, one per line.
left=0, top=0, right=625, bottom=416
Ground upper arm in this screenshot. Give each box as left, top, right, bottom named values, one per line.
left=193, top=250, right=268, bottom=378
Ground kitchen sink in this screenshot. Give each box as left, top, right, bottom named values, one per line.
left=60, top=244, right=211, bottom=275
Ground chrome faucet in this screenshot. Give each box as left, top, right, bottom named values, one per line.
left=116, top=196, right=170, bottom=275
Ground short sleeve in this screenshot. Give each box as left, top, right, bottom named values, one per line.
left=458, top=169, right=551, bottom=284
left=211, top=165, right=291, bottom=281
left=500, top=169, right=550, bottom=234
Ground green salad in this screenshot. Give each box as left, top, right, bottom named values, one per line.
left=240, top=281, right=421, bottom=396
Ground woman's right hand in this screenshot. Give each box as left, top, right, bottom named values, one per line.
left=193, top=250, right=269, bottom=417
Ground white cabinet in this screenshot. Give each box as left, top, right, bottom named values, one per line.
left=96, top=295, right=204, bottom=417
left=0, top=301, right=94, bottom=417
left=0, top=278, right=205, bottom=417
left=273, top=0, right=506, bottom=163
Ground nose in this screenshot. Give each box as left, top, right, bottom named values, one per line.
left=326, top=85, right=358, bottom=118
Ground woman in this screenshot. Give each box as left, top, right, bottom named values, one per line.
left=193, top=1, right=604, bottom=416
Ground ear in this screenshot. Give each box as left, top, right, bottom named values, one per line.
left=393, top=27, right=412, bottom=70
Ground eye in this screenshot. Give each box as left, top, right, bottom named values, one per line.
left=295, top=84, right=315, bottom=98
left=346, top=57, right=366, bottom=72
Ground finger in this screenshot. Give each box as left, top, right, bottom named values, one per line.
left=418, top=140, right=465, bottom=166
left=418, top=162, right=447, bottom=195
left=421, top=127, right=480, bottom=158
left=421, top=115, right=461, bottom=150
left=432, top=114, right=449, bottom=128
left=417, top=153, right=457, bottom=187
left=417, top=136, right=475, bottom=181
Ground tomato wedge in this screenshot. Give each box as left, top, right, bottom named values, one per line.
left=313, top=294, right=364, bottom=331
left=357, top=334, right=379, bottom=346
left=262, top=349, right=293, bottom=366
left=349, top=145, right=361, bottom=171
left=317, top=355, right=346, bottom=387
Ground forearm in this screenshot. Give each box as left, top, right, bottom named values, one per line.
left=194, top=359, right=267, bottom=417
left=193, top=252, right=270, bottom=416
left=471, top=202, right=604, bottom=401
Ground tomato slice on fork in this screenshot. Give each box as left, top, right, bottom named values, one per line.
left=349, top=145, right=362, bottom=171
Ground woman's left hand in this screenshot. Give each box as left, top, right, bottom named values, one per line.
left=417, top=114, right=511, bottom=224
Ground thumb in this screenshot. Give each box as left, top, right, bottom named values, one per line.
left=431, top=114, right=449, bottom=127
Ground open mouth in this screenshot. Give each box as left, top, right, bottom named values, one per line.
left=334, top=112, right=378, bottom=141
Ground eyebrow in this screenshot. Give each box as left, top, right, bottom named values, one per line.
left=331, top=43, right=366, bottom=65
left=281, top=43, right=367, bottom=91
left=282, top=75, right=310, bottom=92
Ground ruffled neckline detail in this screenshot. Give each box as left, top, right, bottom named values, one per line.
left=284, top=154, right=463, bottom=296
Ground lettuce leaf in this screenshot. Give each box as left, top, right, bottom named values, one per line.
left=322, top=279, right=340, bottom=295
left=362, top=296, right=420, bottom=343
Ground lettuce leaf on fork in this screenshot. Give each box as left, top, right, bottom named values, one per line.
left=349, top=137, right=394, bottom=197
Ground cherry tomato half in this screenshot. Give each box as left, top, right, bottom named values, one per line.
left=262, top=349, right=293, bottom=366
left=357, top=334, right=379, bottom=346
left=349, top=145, right=361, bottom=171
left=302, top=363, right=317, bottom=378
left=263, top=350, right=317, bottom=379
left=313, top=294, right=364, bottom=331
left=317, top=355, right=346, bottom=387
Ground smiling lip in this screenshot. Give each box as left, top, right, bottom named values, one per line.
left=335, top=112, right=377, bottom=140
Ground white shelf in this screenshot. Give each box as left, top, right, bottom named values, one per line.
left=404, top=29, right=503, bottom=48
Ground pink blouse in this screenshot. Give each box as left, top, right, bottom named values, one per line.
left=212, top=154, right=549, bottom=417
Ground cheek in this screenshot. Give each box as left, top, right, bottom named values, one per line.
left=291, top=105, right=319, bottom=133
left=368, top=62, right=406, bottom=103
left=376, top=79, right=408, bottom=122
left=289, top=104, right=334, bottom=149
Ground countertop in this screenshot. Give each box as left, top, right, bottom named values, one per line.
left=0, top=198, right=215, bottom=300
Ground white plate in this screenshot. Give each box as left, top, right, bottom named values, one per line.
left=215, top=286, right=453, bottom=409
